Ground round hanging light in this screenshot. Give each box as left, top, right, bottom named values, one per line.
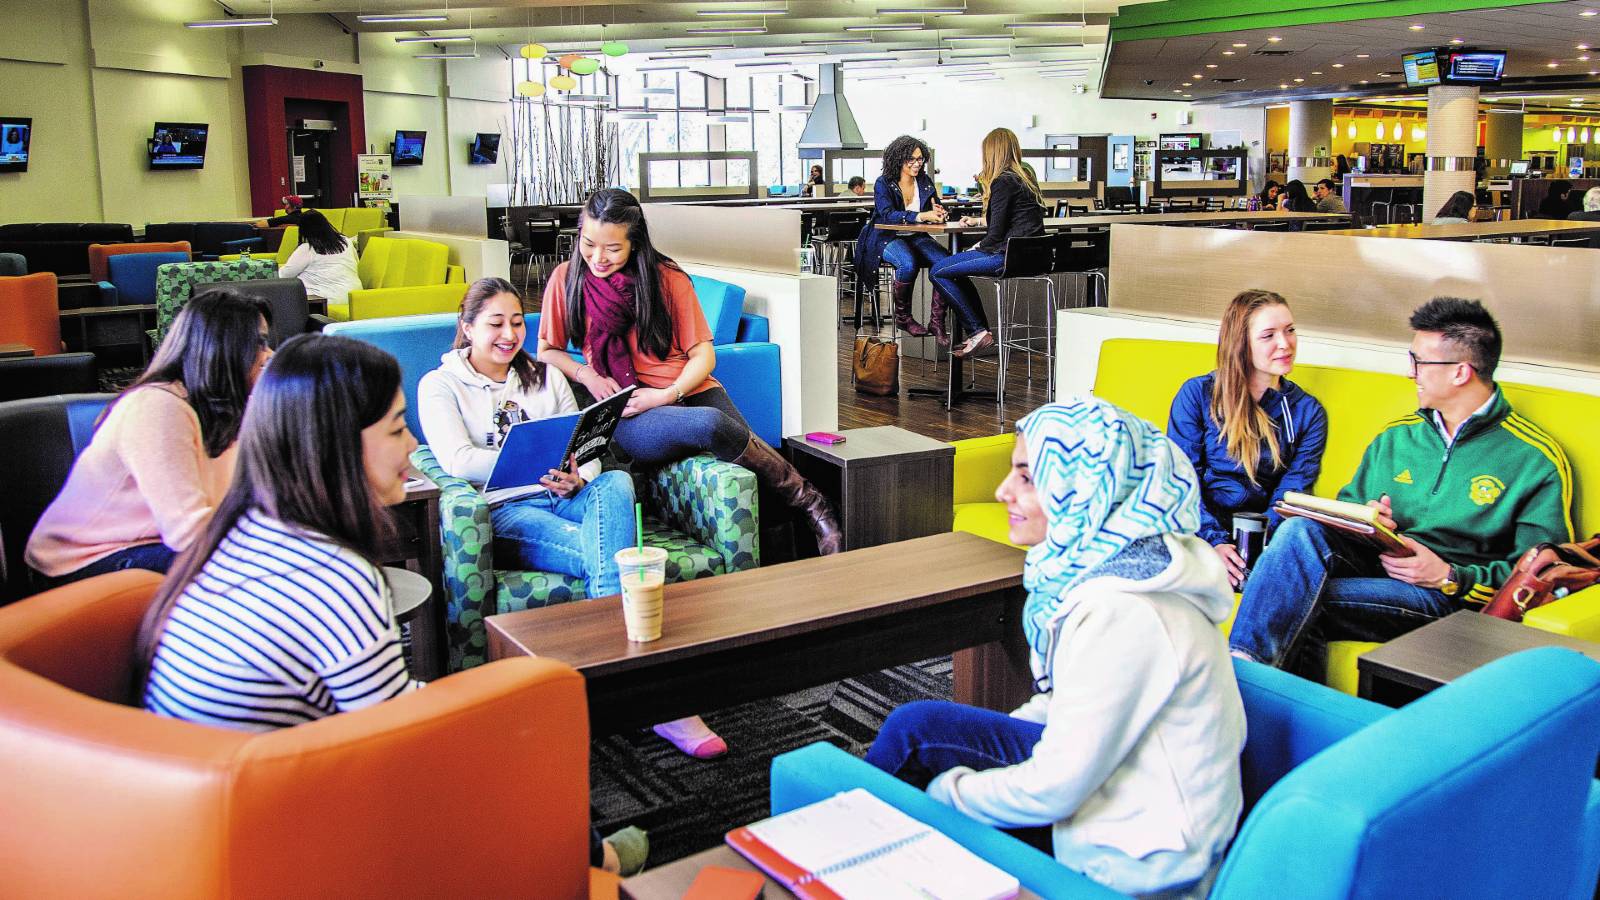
left=1347, top=120, right=1357, bottom=139
left=550, top=74, right=577, bottom=91
left=570, top=57, right=600, bottom=75
left=515, top=80, right=545, bottom=98
left=520, top=43, right=547, bottom=60
left=1376, top=121, right=1386, bottom=140
left=601, top=40, right=629, bottom=57
left=1330, top=122, right=1338, bottom=139
left=558, top=53, right=582, bottom=70
left=1412, top=124, right=1425, bottom=141
left=1570, top=126, right=1580, bottom=142
left=1553, top=124, right=1564, bottom=143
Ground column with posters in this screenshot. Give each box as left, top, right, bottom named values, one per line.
left=358, top=153, right=393, bottom=211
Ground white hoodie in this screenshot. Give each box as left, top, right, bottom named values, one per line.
left=417, top=349, right=602, bottom=506
left=928, top=532, right=1246, bottom=898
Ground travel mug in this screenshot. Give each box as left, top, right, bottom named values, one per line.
left=1232, top=512, right=1268, bottom=574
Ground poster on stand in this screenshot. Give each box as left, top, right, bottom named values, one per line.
left=358, top=153, right=392, bottom=209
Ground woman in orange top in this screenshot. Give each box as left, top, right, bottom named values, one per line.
left=537, top=189, right=841, bottom=556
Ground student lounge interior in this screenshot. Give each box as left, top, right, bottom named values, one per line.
left=2, top=1, right=1600, bottom=898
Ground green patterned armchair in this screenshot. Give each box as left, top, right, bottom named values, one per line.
left=152, top=257, right=279, bottom=347
left=412, top=446, right=760, bottom=671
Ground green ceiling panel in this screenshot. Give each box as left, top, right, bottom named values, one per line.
left=1111, top=0, right=1559, bottom=41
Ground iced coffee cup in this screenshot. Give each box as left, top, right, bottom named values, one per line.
left=614, top=546, right=668, bottom=642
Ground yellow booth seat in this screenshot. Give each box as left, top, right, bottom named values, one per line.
left=275, top=206, right=388, bottom=238
left=952, top=338, right=1598, bottom=694
left=325, top=236, right=467, bottom=322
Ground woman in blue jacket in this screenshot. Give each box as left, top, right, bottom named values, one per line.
left=1167, top=290, right=1328, bottom=588
left=854, top=135, right=951, bottom=341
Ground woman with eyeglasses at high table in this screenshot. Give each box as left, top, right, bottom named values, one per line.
left=852, top=135, right=953, bottom=342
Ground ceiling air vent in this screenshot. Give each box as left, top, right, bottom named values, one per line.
left=1251, top=49, right=1295, bottom=57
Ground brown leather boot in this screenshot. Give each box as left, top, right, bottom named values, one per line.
left=891, top=280, right=930, bottom=337
left=927, top=290, right=951, bottom=348
left=732, top=434, right=844, bottom=555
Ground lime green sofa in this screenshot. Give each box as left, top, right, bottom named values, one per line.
left=274, top=206, right=388, bottom=240
left=952, top=338, right=1599, bottom=694
left=326, top=236, right=467, bottom=322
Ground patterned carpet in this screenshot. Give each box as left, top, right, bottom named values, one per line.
left=589, top=656, right=952, bottom=867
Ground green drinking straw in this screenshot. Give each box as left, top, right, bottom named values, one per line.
left=635, top=502, right=644, bottom=556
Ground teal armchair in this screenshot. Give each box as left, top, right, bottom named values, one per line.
left=413, top=447, right=760, bottom=671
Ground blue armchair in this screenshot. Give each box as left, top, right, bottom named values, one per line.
left=99, top=251, right=188, bottom=307
left=771, top=648, right=1600, bottom=900
left=324, top=296, right=780, bottom=670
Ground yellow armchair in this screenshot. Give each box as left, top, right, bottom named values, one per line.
left=951, top=338, right=1600, bottom=693
left=328, top=236, right=468, bottom=321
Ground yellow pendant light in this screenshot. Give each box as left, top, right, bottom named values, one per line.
left=1376, top=121, right=1386, bottom=140
left=516, top=80, right=545, bottom=98
left=520, top=43, right=547, bottom=59
left=550, top=74, right=577, bottom=91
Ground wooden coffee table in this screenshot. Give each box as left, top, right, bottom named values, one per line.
left=621, top=844, right=1044, bottom=900
left=784, top=426, right=954, bottom=553
left=1357, top=610, right=1600, bottom=705
left=486, top=531, right=1034, bottom=733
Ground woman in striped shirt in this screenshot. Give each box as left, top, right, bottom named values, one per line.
left=137, top=333, right=420, bottom=730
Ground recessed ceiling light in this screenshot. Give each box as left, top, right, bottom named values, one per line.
left=1182, top=93, right=1191, bottom=97
left=1205, top=64, right=1218, bottom=68
left=1181, top=82, right=1192, bottom=86
left=1408, top=24, right=1425, bottom=30
left=1193, top=73, right=1204, bottom=78
left=1360, top=79, right=1370, bottom=84
left=1583, top=55, right=1593, bottom=61
left=1222, top=50, right=1235, bottom=56
left=1583, top=9, right=1598, bottom=15
left=1582, top=44, right=1593, bottom=50
left=1172, top=89, right=1182, bottom=93
left=1294, top=77, right=1304, bottom=82
left=1449, top=38, right=1464, bottom=44
left=1332, top=63, right=1344, bottom=68
left=1232, top=42, right=1248, bottom=48
left=1311, top=70, right=1323, bottom=75
left=1550, top=62, right=1561, bottom=68
left=1267, top=36, right=1282, bottom=42
left=844, top=23, right=923, bottom=31
left=1279, top=83, right=1289, bottom=88
left=1356, top=53, right=1370, bottom=58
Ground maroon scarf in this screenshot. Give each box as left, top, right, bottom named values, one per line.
left=580, top=268, right=638, bottom=388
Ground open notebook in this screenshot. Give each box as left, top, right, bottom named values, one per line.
left=727, top=789, right=1020, bottom=900
left=1274, top=491, right=1413, bottom=556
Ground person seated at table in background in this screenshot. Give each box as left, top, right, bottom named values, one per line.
left=277, top=209, right=362, bottom=307
left=537, top=189, right=843, bottom=559
left=1431, top=190, right=1478, bottom=224
left=1277, top=179, right=1316, bottom=212
left=265, top=194, right=305, bottom=227
left=1313, top=178, right=1347, bottom=214
left=1229, top=298, right=1574, bottom=678
left=927, top=127, right=1046, bottom=358
left=25, top=291, right=272, bottom=588
left=1167, top=290, right=1328, bottom=589
left=1258, top=179, right=1282, bottom=208
left=137, top=332, right=650, bottom=875
left=1538, top=180, right=1574, bottom=219
left=1334, top=155, right=1351, bottom=179
left=420, top=277, right=727, bottom=760
left=853, top=135, right=950, bottom=340
left=800, top=164, right=826, bottom=197
left=866, top=397, right=1245, bottom=898
left=1566, top=186, right=1600, bottom=221
left=846, top=175, right=867, bottom=196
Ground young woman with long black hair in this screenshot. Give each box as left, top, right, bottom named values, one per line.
left=536, top=188, right=842, bottom=555
left=27, top=290, right=272, bottom=586
left=277, top=208, right=363, bottom=307
left=853, top=135, right=952, bottom=341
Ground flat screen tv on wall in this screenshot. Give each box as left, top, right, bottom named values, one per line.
left=393, top=130, right=426, bottom=166
left=149, top=122, right=209, bottom=170
left=469, top=132, right=500, bottom=165
left=0, top=117, right=31, bottom=173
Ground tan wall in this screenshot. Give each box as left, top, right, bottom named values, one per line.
left=0, top=2, right=101, bottom=221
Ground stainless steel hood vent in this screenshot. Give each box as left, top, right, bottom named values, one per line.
left=796, top=63, right=866, bottom=159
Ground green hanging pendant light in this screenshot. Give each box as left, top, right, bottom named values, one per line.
left=570, top=57, right=600, bottom=75
left=601, top=40, right=628, bottom=57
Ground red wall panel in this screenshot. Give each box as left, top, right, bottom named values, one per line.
left=241, top=66, right=366, bottom=216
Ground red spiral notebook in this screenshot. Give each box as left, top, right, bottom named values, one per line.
left=726, top=789, right=1019, bottom=900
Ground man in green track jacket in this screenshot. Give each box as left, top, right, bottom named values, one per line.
left=1230, top=297, right=1574, bottom=673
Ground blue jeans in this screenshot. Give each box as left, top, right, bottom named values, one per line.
left=880, top=233, right=950, bottom=284
left=489, top=470, right=635, bottom=598
left=611, top=386, right=751, bottom=466
left=44, top=541, right=177, bottom=589
left=1229, top=516, right=1457, bottom=674
left=928, top=249, right=1002, bottom=333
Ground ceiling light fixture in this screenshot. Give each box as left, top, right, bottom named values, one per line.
left=879, top=5, right=966, bottom=12
left=1004, top=21, right=1086, bottom=28
left=950, top=53, right=1010, bottom=59
left=1205, top=64, right=1218, bottom=68
left=801, top=38, right=874, bottom=44
left=1279, top=83, right=1288, bottom=89
left=649, top=53, right=710, bottom=59
left=415, top=51, right=476, bottom=59
left=1583, top=9, right=1598, bottom=15
left=734, top=60, right=794, bottom=67
left=1332, top=63, right=1344, bottom=68
left=944, top=35, right=1012, bottom=42
left=844, top=23, right=923, bottom=31
left=1267, top=36, right=1282, bottom=42
left=395, top=35, right=474, bottom=43
left=667, top=43, right=738, bottom=50
left=1012, top=42, right=1090, bottom=49
left=186, top=16, right=277, bottom=27
left=1181, top=82, right=1192, bottom=87
left=357, top=14, right=448, bottom=24
left=767, top=50, right=826, bottom=56
left=1294, top=77, right=1304, bottom=82
left=1408, top=23, right=1425, bottom=30
left=1311, top=70, right=1323, bottom=75
left=711, top=114, right=750, bottom=123
left=1357, top=53, right=1370, bottom=58
left=1549, top=62, right=1561, bottom=68
left=1450, top=38, right=1464, bottom=44
left=687, top=26, right=768, bottom=34
left=697, top=8, right=787, bottom=15
left=610, top=112, right=660, bottom=120
left=1232, top=42, right=1248, bottom=48
left=1223, top=50, right=1235, bottom=56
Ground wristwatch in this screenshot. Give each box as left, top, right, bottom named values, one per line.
left=1436, top=566, right=1461, bottom=597
left=670, top=384, right=685, bottom=404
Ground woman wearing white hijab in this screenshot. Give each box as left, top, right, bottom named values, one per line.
left=866, top=397, right=1247, bottom=898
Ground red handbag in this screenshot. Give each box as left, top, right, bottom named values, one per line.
left=1482, top=535, right=1600, bottom=621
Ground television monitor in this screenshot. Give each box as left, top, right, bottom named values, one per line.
left=393, top=130, right=426, bottom=166
left=1402, top=50, right=1441, bottom=88
left=1509, top=160, right=1529, bottom=176
left=1159, top=133, right=1203, bottom=151
left=0, top=117, right=30, bottom=173
left=469, top=132, right=500, bottom=165
left=1443, top=50, right=1506, bottom=85
left=148, top=122, right=209, bottom=170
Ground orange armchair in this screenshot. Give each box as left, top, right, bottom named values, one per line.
left=0, top=571, right=618, bottom=899
left=0, top=272, right=61, bottom=356
left=87, top=242, right=193, bottom=283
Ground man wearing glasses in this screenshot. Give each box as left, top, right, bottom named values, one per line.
left=1229, top=297, right=1574, bottom=676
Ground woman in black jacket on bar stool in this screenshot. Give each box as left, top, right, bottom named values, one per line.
left=927, top=127, right=1047, bottom=358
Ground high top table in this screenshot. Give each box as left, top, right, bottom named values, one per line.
left=875, top=209, right=1351, bottom=236
left=485, top=531, right=1033, bottom=733
left=1315, top=219, right=1600, bottom=242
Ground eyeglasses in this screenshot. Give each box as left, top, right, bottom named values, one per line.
left=1408, top=350, right=1471, bottom=372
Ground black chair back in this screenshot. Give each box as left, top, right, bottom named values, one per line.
left=0, top=393, right=114, bottom=603
left=1051, top=230, right=1110, bottom=272
left=997, top=234, right=1056, bottom=279
left=199, top=278, right=310, bottom=349
left=0, top=354, right=98, bottom=402
left=824, top=211, right=869, bottom=242
left=524, top=222, right=561, bottom=255
left=1104, top=187, right=1136, bottom=210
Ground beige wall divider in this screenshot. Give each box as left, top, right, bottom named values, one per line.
left=1106, top=223, right=1600, bottom=372
left=643, top=203, right=806, bottom=275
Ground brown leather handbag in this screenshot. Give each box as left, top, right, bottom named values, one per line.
left=852, top=329, right=899, bottom=396
left=1483, top=535, right=1600, bottom=621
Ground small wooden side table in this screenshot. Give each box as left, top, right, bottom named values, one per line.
left=383, top=470, right=445, bottom=680
left=783, top=426, right=954, bottom=555
left=1357, top=610, right=1600, bottom=706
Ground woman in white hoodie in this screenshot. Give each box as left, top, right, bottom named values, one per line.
left=418, top=277, right=726, bottom=760
left=865, top=398, right=1247, bottom=898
